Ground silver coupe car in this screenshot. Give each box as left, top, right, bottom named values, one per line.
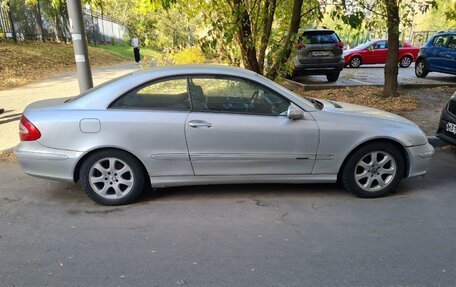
left=15, top=65, right=434, bottom=205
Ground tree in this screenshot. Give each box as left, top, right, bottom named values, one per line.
left=26, top=0, right=46, bottom=42
left=200, top=0, right=322, bottom=79
left=330, top=0, right=436, bottom=97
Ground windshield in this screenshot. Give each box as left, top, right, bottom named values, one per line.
left=353, top=41, right=374, bottom=50
left=301, top=31, right=340, bottom=44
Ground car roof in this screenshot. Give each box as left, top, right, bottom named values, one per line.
left=130, top=64, right=258, bottom=78
left=303, top=29, right=336, bottom=33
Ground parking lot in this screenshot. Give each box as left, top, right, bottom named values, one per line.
left=293, top=64, right=456, bottom=87
left=1, top=146, right=455, bottom=286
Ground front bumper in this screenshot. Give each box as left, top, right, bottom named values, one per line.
left=15, top=141, right=83, bottom=182
left=405, top=143, right=434, bottom=178
left=436, top=104, right=456, bottom=145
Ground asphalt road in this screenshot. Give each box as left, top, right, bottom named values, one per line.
left=0, top=147, right=455, bottom=287
left=293, top=63, right=456, bottom=87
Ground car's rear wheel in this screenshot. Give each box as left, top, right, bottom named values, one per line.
left=341, top=142, right=405, bottom=198
left=415, top=59, right=428, bottom=78
left=326, top=72, right=340, bottom=82
left=80, top=149, right=147, bottom=205
left=349, top=56, right=362, bottom=68
left=399, top=56, right=412, bottom=68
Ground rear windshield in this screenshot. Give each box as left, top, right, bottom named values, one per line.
left=300, top=31, right=340, bottom=44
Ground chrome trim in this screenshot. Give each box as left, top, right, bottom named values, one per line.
left=15, top=150, right=69, bottom=160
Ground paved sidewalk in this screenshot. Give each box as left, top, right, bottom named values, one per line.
left=0, top=63, right=139, bottom=151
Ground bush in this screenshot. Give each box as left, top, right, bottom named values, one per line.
left=172, top=47, right=206, bottom=64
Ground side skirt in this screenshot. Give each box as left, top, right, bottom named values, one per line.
left=149, top=174, right=337, bottom=188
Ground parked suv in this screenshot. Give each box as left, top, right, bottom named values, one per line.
left=291, top=29, right=344, bottom=82
left=415, top=32, right=456, bottom=77
left=436, top=91, right=456, bottom=145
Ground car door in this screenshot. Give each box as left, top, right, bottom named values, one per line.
left=441, top=35, right=456, bottom=73
left=426, top=34, right=450, bottom=71
left=184, top=75, right=319, bottom=176
left=372, top=41, right=388, bottom=64
left=108, top=77, right=194, bottom=176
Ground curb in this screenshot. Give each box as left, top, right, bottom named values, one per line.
left=283, top=79, right=456, bottom=91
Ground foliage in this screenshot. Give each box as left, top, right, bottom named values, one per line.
left=146, top=46, right=206, bottom=66
left=172, top=47, right=206, bottom=65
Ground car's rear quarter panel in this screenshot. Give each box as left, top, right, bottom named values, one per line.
left=25, top=109, right=194, bottom=178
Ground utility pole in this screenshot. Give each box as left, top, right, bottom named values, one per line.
left=67, top=0, right=93, bottom=92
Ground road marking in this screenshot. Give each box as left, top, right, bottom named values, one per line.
left=349, top=79, right=372, bottom=85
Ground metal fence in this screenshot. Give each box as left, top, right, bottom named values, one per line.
left=0, top=1, right=128, bottom=43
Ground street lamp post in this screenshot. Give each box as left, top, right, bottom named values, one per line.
left=67, top=0, right=93, bottom=93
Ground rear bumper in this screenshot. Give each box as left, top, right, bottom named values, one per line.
left=15, top=141, right=82, bottom=182
left=293, top=58, right=345, bottom=75
left=405, top=143, right=434, bottom=178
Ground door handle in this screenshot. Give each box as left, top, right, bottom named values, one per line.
left=188, top=120, right=212, bottom=128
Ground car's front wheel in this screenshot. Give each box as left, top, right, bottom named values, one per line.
left=399, top=56, right=412, bottom=68
left=80, top=149, right=147, bottom=205
left=415, top=59, right=428, bottom=78
left=349, top=56, right=362, bottom=68
left=341, top=142, right=405, bottom=198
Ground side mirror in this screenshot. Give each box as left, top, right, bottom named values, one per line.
left=367, top=46, right=374, bottom=51
left=287, top=103, right=304, bottom=120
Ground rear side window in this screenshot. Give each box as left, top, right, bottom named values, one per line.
left=432, top=35, right=449, bottom=47
left=448, top=35, right=456, bottom=50
left=300, top=31, right=340, bottom=44
left=111, top=77, right=190, bottom=111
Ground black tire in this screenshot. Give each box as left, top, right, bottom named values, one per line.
left=80, top=149, right=147, bottom=206
left=341, top=142, right=405, bottom=198
left=349, top=56, right=362, bottom=68
left=326, top=72, right=340, bottom=82
left=399, top=56, right=412, bottom=68
left=415, top=59, right=428, bottom=78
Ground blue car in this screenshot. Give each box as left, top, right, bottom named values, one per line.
left=415, top=32, right=456, bottom=77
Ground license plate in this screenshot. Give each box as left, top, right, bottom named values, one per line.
left=312, top=51, right=330, bottom=57
left=446, top=122, right=456, bottom=134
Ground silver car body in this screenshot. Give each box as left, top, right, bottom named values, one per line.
left=15, top=65, right=434, bottom=187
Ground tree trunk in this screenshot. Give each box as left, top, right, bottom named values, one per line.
left=53, top=10, right=61, bottom=43
left=33, top=1, right=45, bottom=42
left=383, top=0, right=400, bottom=97
left=258, top=0, right=276, bottom=73
left=266, top=0, right=303, bottom=79
left=233, top=0, right=261, bottom=74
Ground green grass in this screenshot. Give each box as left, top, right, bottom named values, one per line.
left=91, top=43, right=160, bottom=59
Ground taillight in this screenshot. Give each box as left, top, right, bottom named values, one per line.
left=336, top=42, right=344, bottom=48
left=296, top=44, right=306, bottom=50
left=19, top=115, right=41, bottom=141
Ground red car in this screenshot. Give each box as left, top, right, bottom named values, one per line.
left=343, top=39, right=420, bottom=68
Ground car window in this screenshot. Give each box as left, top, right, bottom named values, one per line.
left=300, top=31, right=340, bottom=44
left=110, top=77, right=190, bottom=110
left=433, top=35, right=449, bottom=47
left=372, top=41, right=387, bottom=49
left=448, top=35, right=456, bottom=50
left=189, top=76, right=290, bottom=116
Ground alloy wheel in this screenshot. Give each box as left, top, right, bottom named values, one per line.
left=88, top=157, right=134, bottom=199
left=354, top=151, right=397, bottom=192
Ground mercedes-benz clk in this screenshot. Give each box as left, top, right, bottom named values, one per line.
left=15, top=65, right=434, bottom=205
